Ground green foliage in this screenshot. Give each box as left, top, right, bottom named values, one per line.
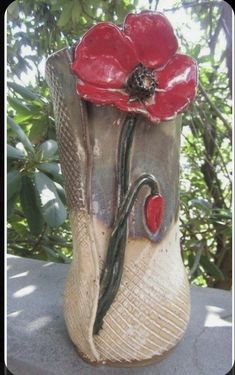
left=7, top=144, right=26, bottom=160
left=6, top=0, right=232, bottom=288
left=176, top=1, right=232, bottom=289
left=7, top=170, right=22, bottom=200
left=20, top=175, right=44, bottom=235
left=7, top=77, right=69, bottom=260
left=34, top=171, right=67, bottom=227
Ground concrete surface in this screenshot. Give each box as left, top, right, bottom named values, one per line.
left=7, top=255, right=233, bottom=375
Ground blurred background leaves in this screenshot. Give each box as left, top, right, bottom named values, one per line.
left=6, top=0, right=232, bottom=288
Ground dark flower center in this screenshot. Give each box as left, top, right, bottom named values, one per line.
left=126, top=63, right=156, bottom=101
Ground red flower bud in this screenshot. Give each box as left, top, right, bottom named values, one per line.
left=144, top=194, right=164, bottom=233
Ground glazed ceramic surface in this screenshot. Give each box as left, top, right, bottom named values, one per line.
left=46, top=47, right=191, bottom=366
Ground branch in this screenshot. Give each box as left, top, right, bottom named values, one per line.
left=30, top=224, right=47, bottom=252
left=209, top=9, right=224, bottom=56
left=194, top=103, right=232, bottom=184
left=190, top=105, right=226, bottom=208
left=163, top=1, right=223, bottom=12
left=198, top=81, right=231, bottom=138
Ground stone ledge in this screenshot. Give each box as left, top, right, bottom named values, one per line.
left=7, top=255, right=232, bottom=375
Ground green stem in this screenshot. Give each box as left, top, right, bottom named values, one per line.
left=93, top=173, right=159, bottom=334
left=98, top=116, right=136, bottom=298
left=94, top=115, right=135, bottom=335
left=118, top=115, right=137, bottom=202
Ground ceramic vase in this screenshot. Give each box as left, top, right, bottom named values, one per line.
left=46, top=47, right=190, bottom=367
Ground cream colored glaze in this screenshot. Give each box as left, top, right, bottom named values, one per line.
left=64, top=209, right=190, bottom=365
left=64, top=209, right=100, bottom=361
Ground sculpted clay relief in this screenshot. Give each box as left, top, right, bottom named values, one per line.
left=46, top=11, right=197, bottom=367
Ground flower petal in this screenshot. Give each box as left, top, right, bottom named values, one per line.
left=76, top=80, right=148, bottom=117
left=146, top=54, right=198, bottom=121
left=124, top=11, right=178, bottom=69
left=72, top=23, right=138, bottom=88
left=115, top=98, right=148, bottom=117
left=76, top=79, right=128, bottom=104
left=156, top=54, right=198, bottom=92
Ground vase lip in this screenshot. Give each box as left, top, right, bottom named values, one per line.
left=45, top=47, right=73, bottom=69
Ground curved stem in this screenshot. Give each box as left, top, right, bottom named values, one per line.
left=93, top=174, right=159, bottom=334
left=99, top=115, right=136, bottom=298
left=94, top=116, right=136, bottom=335
left=118, top=115, right=136, bottom=203
left=102, top=115, right=135, bottom=281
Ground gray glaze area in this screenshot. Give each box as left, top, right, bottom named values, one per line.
left=7, top=255, right=233, bottom=375
left=86, top=102, right=125, bottom=227
left=86, top=104, right=181, bottom=243
left=129, top=115, right=181, bottom=241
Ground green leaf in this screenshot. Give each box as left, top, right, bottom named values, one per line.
left=53, top=181, right=67, bottom=205
left=193, top=44, right=201, bottom=57
left=190, top=198, right=212, bottom=212
left=14, top=112, right=35, bottom=123
left=8, top=116, right=34, bottom=153
left=29, top=121, right=48, bottom=144
left=41, top=245, right=60, bottom=260
left=41, top=245, right=67, bottom=263
left=7, top=170, right=22, bottom=200
left=15, top=142, right=27, bottom=155
left=20, top=175, right=44, bottom=235
left=71, top=2, right=81, bottom=23
left=37, top=162, right=63, bottom=183
left=198, top=55, right=212, bottom=64
left=57, top=3, right=73, bottom=27
left=8, top=96, right=31, bottom=114
left=189, top=247, right=203, bottom=277
left=37, top=162, right=60, bottom=175
left=7, top=192, right=18, bottom=218
left=35, top=172, right=67, bottom=227
left=200, top=255, right=224, bottom=281
left=37, top=140, right=58, bottom=160
left=211, top=209, right=232, bottom=220
left=7, top=144, right=26, bottom=160
left=12, top=221, right=28, bottom=235
left=8, top=82, right=40, bottom=100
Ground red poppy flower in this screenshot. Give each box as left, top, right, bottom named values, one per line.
left=72, top=11, right=198, bottom=123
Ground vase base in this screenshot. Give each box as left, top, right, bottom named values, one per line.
left=75, top=343, right=177, bottom=368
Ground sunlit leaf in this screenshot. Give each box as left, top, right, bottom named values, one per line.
left=193, top=43, right=201, bottom=57
left=37, top=139, right=58, bottom=160
left=200, top=255, right=224, bottom=281
left=7, top=144, right=26, bottom=160
left=35, top=171, right=67, bottom=227
left=20, top=175, right=44, bottom=235
left=37, top=162, right=63, bottom=183
left=8, top=96, right=31, bottom=114
left=7, top=170, right=22, bottom=200
left=37, top=162, right=60, bottom=175
left=53, top=181, right=67, bottom=205
left=7, top=116, right=34, bottom=153
left=8, top=81, right=40, bottom=100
